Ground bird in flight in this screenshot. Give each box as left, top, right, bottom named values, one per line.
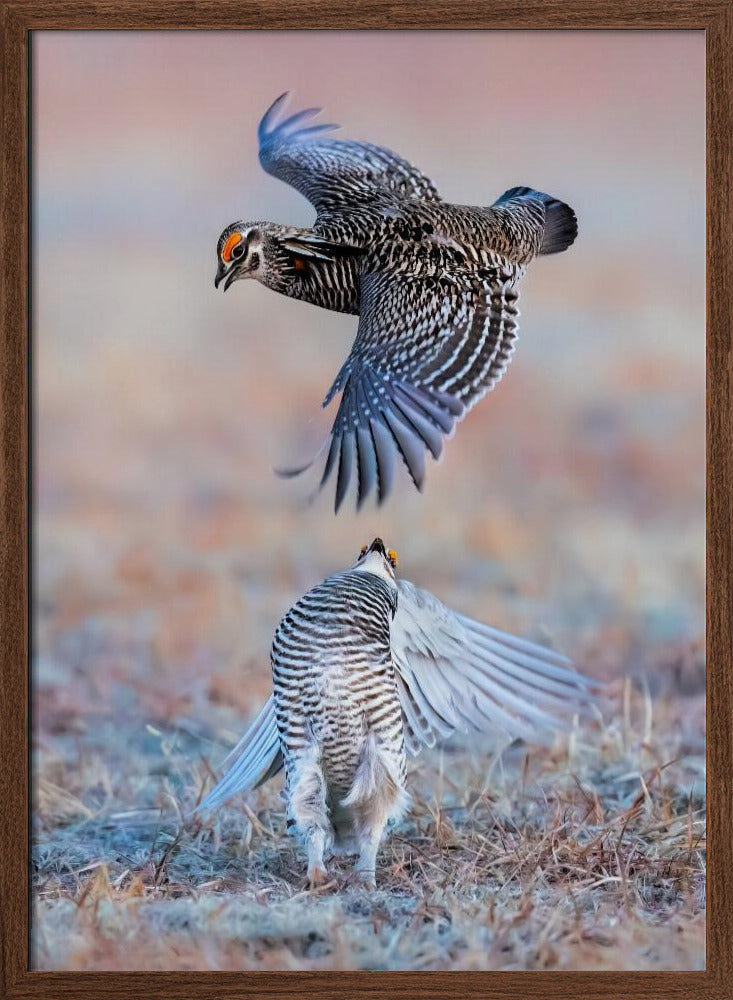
left=215, top=95, right=578, bottom=512
left=196, top=539, right=595, bottom=888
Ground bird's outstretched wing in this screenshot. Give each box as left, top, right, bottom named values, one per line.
left=280, top=266, right=522, bottom=510
left=195, top=696, right=282, bottom=813
left=258, top=93, right=440, bottom=215
left=391, top=580, right=597, bottom=754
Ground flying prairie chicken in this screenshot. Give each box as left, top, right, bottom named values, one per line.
left=197, top=539, right=594, bottom=889
left=215, top=94, right=578, bottom=512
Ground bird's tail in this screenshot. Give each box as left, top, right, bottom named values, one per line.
left=539, top=195, right=578, bottom=255
left=493, top=186, right=578, bottom=255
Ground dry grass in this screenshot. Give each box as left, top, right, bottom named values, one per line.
left=33, top=671, right=705, bottom=971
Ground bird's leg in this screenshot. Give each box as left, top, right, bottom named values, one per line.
left=342, top=734, right=406, bottom=890
left=288, top=748, right=332, bottom=887
left=353, top=825, right=383, bottom=890
left=306, top=828, right=329, bottom=888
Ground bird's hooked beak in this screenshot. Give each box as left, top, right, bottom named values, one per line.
left=214, top=261, right=240, bottom=292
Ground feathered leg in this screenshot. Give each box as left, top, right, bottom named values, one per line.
left=341, top=733, right=408, bottom=888
left=287, top=746, right=333, bottom=887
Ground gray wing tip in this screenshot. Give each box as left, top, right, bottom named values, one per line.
left=274, top=431, right=332, bottom=480
left=258, top=92, right=291, bottom=143
left=258, top=92, right=338, bottom=151
left=275, top=462, right=314, bottom=479
left=279, top=374, right=463, bottom=514
left=327, top=376, right=466, bottom=513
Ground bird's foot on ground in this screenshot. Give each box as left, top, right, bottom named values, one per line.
left=306, top=865, right=331, bottom=890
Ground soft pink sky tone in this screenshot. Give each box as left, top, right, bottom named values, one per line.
left=33, top=31, right=705, bottom=654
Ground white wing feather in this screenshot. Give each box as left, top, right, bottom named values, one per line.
left=392, top=579, right=595, bottom=752
left=195, top=696, right=282, bottom=813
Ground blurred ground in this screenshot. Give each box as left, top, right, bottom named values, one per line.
left=32, top=31, right=705, bottom=971
left=34, top=690, right=705, bottom=971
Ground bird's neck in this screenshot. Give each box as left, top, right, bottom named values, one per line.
left=260, top=230, right=361, bottom=315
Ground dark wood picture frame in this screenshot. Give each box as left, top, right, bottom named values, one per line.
left=1, top=2, right=729, bottom=997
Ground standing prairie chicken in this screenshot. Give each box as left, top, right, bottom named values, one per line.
left=197, top=539, right=594, bottom=888
left=215, top=94, right=578, bottom=512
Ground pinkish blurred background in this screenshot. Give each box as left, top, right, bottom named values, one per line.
left=33, top=31, right=707, bottom=745
left=32, top=29, right=706, bottom=972
left=34, top=31, right=705, bottom=673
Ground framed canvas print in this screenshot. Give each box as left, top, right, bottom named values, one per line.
left=1, top=2, right=731, bottom=998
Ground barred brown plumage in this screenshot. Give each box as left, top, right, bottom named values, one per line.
left=196, top=540, right=598, bottom=889
left=215, top=94, right=578, bottom=512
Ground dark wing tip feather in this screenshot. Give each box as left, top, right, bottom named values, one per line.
left=258, top=92, right=290, bottom=144
left=395, top=381, right=456, bottom=435
left=334, top=372, right=464, bottom=509
left=334, top=433, right=354, bottom=513
left=382, top=409, right=426, bottom=492
left=278, top=365, right=462, bottom=513
left=355, top=402, right=378, bottom=510
left=277, top=107, right=321, bottom=132
left=273, top=433, right=332, bottom=479
left=320, top=433, right=341, bottom=491
left=257, top=94, right=440, bottom=215
left=258, top=93, right=339, bottom=152
left=392, top=390, right=444, bottom=460
left=275, top=457, right=316, bottom=479
left=290, top=123, right=340, bottom=141
left=275, top=465, right=309, bottom=479
left=370, top=418, right=396, bottom=506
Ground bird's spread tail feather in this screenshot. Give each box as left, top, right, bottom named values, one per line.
left=539, top=197, right=578, bottom=255
left=493, top=186, right=578, bottom=255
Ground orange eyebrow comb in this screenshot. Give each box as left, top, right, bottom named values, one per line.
left=222, top=232, right=243, bottom=263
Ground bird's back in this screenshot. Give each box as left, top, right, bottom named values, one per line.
left=338, top=193, right=575, bottom=273
left=271, top=570, right=405, bottom=795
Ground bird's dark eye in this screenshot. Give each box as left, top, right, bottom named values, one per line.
left=230, top=242, right=245, bottom=260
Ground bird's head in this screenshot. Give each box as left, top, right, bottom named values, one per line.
left=215, top=221, right=317, bottom=293
left=354, top=538, right=398, bottom=581
left=214, top=221, right=270, bottom=291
